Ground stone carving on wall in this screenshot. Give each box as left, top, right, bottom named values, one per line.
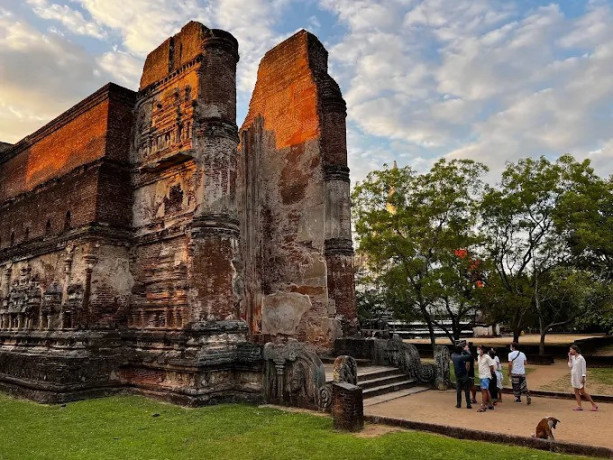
left=434, top=344, right=451, bottom=390
left=0, top=266, right=42, bottom=331
left=135, top=85, right=195, bottom=164
left=314, top=354, right=359, bottom=413
left=65, top=284, right=84, bottom=329
left=332, top=355, right=357, bottom=385
left=263, top=339, right=327, bottom=410
left=372, top=337, right=436, bottom=385
left=40, top=282, right=62, bottom=330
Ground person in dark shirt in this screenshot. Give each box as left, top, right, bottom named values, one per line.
left=451, top=341, right=472, bottom=409
left=463, top=342, right=478, bottom=403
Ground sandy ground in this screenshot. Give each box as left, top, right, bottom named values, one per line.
left=406, top=333, right=606, bottom=346
left=527, top=360, right=573, bottom=389
left=364, top=390, right=613, bottom=449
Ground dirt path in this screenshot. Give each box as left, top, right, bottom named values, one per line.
left=526, top=359, right=570, bottom=389
left=365, top=390, right=613, bottom=449
left=406, top=333, right=605, bottom=346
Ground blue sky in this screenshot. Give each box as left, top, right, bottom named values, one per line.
left=1, top=0, right=613, bottom=184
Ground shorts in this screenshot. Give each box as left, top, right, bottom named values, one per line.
left=480, top=378, right=490, bottom=390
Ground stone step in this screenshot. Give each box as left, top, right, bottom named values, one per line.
left=320, top=356, right=372, bottom=365
left=357, top=368, right=404, bottom=381
left=358, top=372, right=408, bottom=390
left=363, top=386, right=430, bottom=407
left=362, top=379, right=417, bottom=399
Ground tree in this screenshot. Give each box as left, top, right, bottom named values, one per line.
left=481, top=155, right=611, bottom=348
left=554, top=162, right=613, bottom=280
left=534, top=266, right=612, bottom=354
left=352, top=159, right=488, bottom=346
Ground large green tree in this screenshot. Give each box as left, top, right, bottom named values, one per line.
left=481, top=155, right=611, bottom=348
left=352, top=159, right=488, bottom=346
left=554, top=163, right=613, bottom=280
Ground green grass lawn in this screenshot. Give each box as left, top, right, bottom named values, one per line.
left=0, top=394, right=581, bottom=460
left=591, top=367, right=613, bottom=386
left=540, top=366, right=613, bottom=393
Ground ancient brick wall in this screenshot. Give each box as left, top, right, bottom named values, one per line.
left=239, top=31, right=357, bottom=347
left=130, top=22, right=240, bottom=329
left=0, top=22, right=355, bottom=405
left=0, top=83, right=136, bottom=333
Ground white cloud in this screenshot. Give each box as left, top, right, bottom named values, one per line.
left=97, top=49, right=141, bottom=89
left=320, top=0, right=613, bottom=181
left=3, top=0, right=613, bottom=184
left=29, top=0, right=106, bottom=39
left=0, top=16, right=111, bottom=143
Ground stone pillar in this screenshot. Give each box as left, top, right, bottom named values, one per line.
left=1, top=265, right=11, bottom=330
left=331, top=382, right=363, bottom=432
left=60, top=247, right=74, bottom=330
left=320, top=72, right=357, bottom=334
left=189, top=31, right=241, bottom=323
left=81, top=244, right=99, bottom=327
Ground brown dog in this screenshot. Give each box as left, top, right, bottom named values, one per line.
left=533, top=416, right=560, bottom=440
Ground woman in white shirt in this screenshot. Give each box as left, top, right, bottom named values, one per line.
left=568, top=344, right=598, bottom=411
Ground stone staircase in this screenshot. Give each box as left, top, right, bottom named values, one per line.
left=322, top=358, right=430, bottom=406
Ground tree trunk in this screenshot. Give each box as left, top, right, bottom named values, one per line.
left=537, top=314, right=546, bottom=356
left=512, top=329, right=521, bottom=343
left=424, top=314, right=437, bottom=349
left=539, top=330, right=547, bottom=356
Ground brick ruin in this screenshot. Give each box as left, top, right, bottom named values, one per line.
left=0, top=22, right=356, bottom=405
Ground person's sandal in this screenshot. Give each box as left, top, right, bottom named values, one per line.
left=477, top=406, right=487, bottom=412
left=591, top=406, right=599, bottom=411
left=573, top=407, right=583, bottom=411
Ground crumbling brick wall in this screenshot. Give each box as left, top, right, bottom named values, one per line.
left=130, top=21, right=241, bottom=330
left=0, top=22, right=356, bottom=404
left=0, top=83, right=136, bottom=332
left=239, top=30, right=356, bottom=347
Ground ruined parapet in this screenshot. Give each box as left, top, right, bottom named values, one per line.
left=373, top=339, right=436, bottom=384
left=239, top=30, right=357, bottom=347
left=335, top=337, right=436, bottom=385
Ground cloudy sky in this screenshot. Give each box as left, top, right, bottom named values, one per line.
left=1, top=0, right=613, bottom=183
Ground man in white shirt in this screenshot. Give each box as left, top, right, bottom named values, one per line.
left=508, top=342, right=531, bottom=404
left=476, top=345, right=495, bottom=412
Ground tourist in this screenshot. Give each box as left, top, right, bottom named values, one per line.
left=464, top=342, right=478, bottom=404
left=568, top=344, right=598, bottom=411
left=489, top=348, right=503, bottom=403
left=476, top=345, right=495, bottom=412
left=451, top=340, right=472, bottom=409
left=508, top=342, right=531, bottom=404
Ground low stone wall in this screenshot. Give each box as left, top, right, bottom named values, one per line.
left=365, top=415, right=613, bottom=459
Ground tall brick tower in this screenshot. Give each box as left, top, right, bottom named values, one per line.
left=131, top=22, right=241, bottom=328
left=124, top=22, right=261, bottom=404
left=239, top=31, right=357, bottom=348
